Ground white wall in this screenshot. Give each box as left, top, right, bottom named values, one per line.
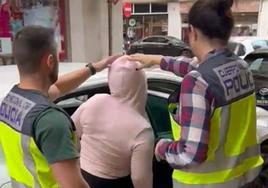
left=168, top=2, right=182, bottom=39
left=258, top=0, right=268, bottom=38
left=69, top=0, right=86, bottom=62
left=69, top=0, right=123, bottom=62
left=111, top=2, right=124, bottom=55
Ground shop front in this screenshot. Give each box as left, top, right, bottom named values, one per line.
left=123, top=3, right=168, bottom=43
left=0, top=0, right=68, bottom=64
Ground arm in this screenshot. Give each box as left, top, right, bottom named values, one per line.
left=131, top=128, right=154, bottom=188
left=50, top=159, right=89, bottom=188
left=71, top=104, right=86, bottom=139
left=156, top=72, right=214, bottom=168
left=48, top=55, right=121, bottom=101
left=160, top=56, right=199, bottom=77
left=129, top=54, right=199, bottom=77
left=34, top=109, right=87, bottom=187
left=48, top=67, right=91, bottom=101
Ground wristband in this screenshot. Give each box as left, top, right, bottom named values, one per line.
left=86, top=63, right=96, bottom=75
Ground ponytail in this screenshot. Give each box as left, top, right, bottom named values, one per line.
left=188, top=0, right=234, bottom=43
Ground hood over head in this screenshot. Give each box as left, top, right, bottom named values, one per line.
left=108, top=55, right=147, bottom=115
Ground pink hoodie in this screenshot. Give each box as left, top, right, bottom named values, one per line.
left=72, top=56, right=154, bottom=188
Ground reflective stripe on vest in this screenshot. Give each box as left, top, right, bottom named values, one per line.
left=0, top=122, right=58, bottom=188
left=172, top=166, right=260, bottom=188
left=170, top=93, right=263, bottom=185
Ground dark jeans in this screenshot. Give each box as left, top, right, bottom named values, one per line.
left=81, top=169, right=134, bottom=188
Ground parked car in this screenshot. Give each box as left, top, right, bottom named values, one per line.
left=245, top=49, right=268, bottom=111
left=127, top=35, right=192, bottom=57
left=1, top=62, right=268, bottom=187
left=228, top=36, right=268, bottom=59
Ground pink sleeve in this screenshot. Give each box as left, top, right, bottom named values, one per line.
left=71, top=104, right=85, bottom=138
left=131, top=127, right=154, bottom=188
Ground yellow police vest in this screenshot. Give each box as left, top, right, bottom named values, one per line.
left=168, top=50, right=263, bottom=186
left=0, top=86, right=76, bottom=188
left=169, top=94, right=263, bottom=186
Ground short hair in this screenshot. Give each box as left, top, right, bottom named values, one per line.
left=13, top=26, right=57, bottom=74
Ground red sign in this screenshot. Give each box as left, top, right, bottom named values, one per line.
left=123, top=3, right=132, bottom=18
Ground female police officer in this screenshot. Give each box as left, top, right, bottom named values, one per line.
left=130, top=0, right=263, bottom=187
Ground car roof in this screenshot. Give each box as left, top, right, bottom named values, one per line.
left=0, top=63, right=181, bottom=100
left=230, top=36, right=266, bottom=43
left=245, top=48, right=268, bottom=55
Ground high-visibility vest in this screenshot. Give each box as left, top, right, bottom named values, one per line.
left=0, top=86, right=76, bottom=188
left=168, top=50, right=263, bottom=187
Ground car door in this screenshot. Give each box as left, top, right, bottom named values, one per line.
left=147, top=79, right=180, bottom=188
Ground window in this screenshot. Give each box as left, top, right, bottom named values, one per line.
left=228, top=42, right=238, bottom=52
left=56, top=85, right=109, bottom=115
left=143, top=37, right=168, bottom=43
left=146, top=95, right=173, bottom=139
left=248, top=57, right=268, bottom=76
left=134, top=4, right=150, bottom=13
left=143, top=37, right=157, bottom=42
left=151, top=3, right=167, bottom=13
left=228, top=42, right=246, bottom=56
left=251, top=40, right=268, bottom=50
left=148, top=80, right=180, bottom=94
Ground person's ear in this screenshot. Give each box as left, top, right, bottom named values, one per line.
left=191, top=26, right=198, bottom=42
left=45, top=54, right=54, bottom=70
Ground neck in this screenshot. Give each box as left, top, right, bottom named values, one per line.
left=18, top=73, right=51, bottom=97
left=196, top=39, right=226, bottom=62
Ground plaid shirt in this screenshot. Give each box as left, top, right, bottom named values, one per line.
left=158, top=56, right=215, bottom=169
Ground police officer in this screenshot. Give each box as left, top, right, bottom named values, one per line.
left=0, top=26, right=115, bottom=188
left=130, top=0, right=263, bottom=187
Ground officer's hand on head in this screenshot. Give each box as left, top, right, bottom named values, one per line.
left=128, top=54, right=162, bottom=70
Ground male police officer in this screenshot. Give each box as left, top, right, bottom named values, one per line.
left=0, top=26, right=113, bottom=188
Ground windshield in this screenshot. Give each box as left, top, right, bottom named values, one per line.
left=248, top=57, right=268, bottom=77
left=251, top=40, right=268, bottom=50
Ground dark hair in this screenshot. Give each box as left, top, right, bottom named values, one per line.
left=13, top=26, right=57, bottom=74
left=189, top=0, right=234, bottom=43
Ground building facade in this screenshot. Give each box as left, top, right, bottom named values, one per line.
left=1, top=0, right=267, bottom=63
left=123, top=0, right=262, bottom=43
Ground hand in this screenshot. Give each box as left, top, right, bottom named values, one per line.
left=128, top=54, right=163, bottom=70
left=93, top=55, right=122, bottom=72
left=155, top=139, right=172, bottom=162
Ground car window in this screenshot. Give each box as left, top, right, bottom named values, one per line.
left=227, top=42, right=238, bottom=52
left=148, top=80, right=180, bottom=94
left=251, top=40, right=268, bottom=50
left=168, top=36, right=185, bottom=46
left=228, top=42, right=246, bottom=56
left=248, top=57, right=268, bottom=76
left=146, top=94, right=173, bottom=139
left=143, top=37, right=168, bottom=43
left=56, top=85, right=109, bottom=115
left=143, top=37, right=156, bottom=42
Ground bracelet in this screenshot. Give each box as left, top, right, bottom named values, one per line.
left=86, top=63, right=96, bottom=75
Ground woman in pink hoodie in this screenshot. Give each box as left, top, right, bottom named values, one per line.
left=72, top=56, right=155, bottom=188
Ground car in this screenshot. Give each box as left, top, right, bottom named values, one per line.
left=228, top=36, right=268, bottom=59
left=245, top=49, right=268, bottom=111
left=1, top=62, right=268, bottom=187
left=127, top=35, right=192, bottom=57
